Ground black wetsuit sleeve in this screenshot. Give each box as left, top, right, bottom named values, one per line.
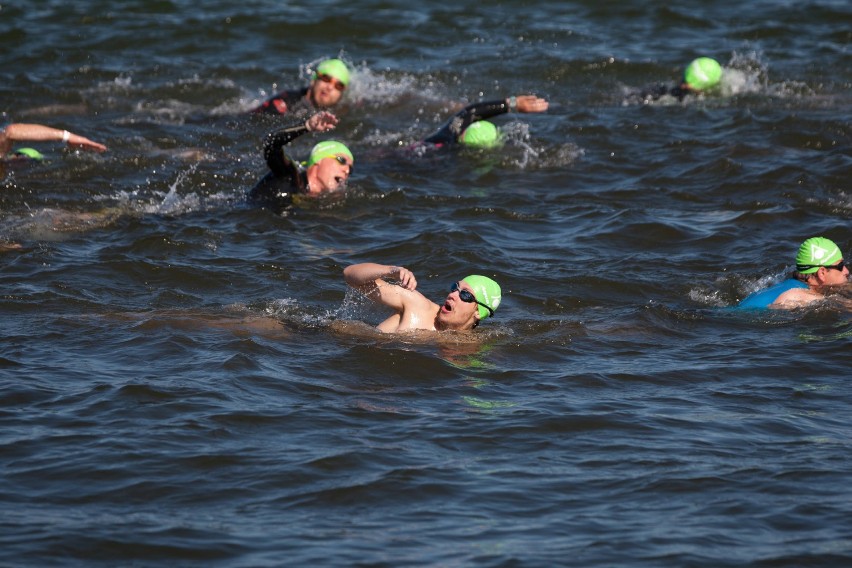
left=423, top=99, right=510, bottom=145
left=263, top=123, right=309, bottom=176
left=635, top=83, right=690, bottom=102
left=668, top=84, right=689, bottom=101
left=248, top=123, right=310, bottom=213
left=251, top=87, right=311, bottom=115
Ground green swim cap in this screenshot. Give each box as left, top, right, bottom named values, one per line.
left=13, top=147, right=45, bottom=161
left=683, top=57, right=723, bottom=90
left=460, top=120, right=500, bottom=149
left=795, top=236, right=842, bottom=274
left=462, top=275, right=502, bottom=320
left=307, top=140, right=353, bottom=168
left=315, top=59, right=350, bottom=87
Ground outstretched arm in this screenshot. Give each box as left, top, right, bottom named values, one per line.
left=424, top=94, right=549, bottom=145
left=263, top=111, right=338, bottom=174
left=0, top=123, right=107, bottom=154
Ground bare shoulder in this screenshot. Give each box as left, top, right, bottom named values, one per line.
left=770, top=287, right=822, bottom=309
left=394, top=289, right=440, bottom=332
left=400, top=287, right=440, bottom=317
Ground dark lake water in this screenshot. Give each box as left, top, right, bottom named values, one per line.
left=2, top=1, right=850, bottom=566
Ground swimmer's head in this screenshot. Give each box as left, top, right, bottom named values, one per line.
left=307, top=140, right=354, bottom=169
left=683, top=57, right=723, bottom=91
left=460, top=121, right=501, bottom=149
left=314, top=58, right=350, bottom=88
left=462, top=275, right=502, bottom=320
left=795, top=236, right=842, bottom=274
left=12, top=147, right=45, bottom=161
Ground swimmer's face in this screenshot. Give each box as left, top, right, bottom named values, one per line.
left=309, top=74, right=345, bottom=108
left=819, top=259, right=849, bottom=286
left=310, top=154, right=353, bottom=194
left=437, top=280, right=480, bottom=330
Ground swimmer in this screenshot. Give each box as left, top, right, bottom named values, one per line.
left=248, top=111, right=354, bottom=214
left=1, top=122, right=107, bottom=157
left=634, top=57, right=723, bottom=103
left=251, top=58, right=351, bottom=116
left=418, top=94, right=549, bottom=149
left=739, top=236, right=849, bottom=309
left=343, top=262, right=501, bottom=333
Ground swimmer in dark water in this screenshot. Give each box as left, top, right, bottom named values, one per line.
left=251, top=58, right=350, bottom=117
left=418, top=94, right=549, bottom=149
left=739, top=236, right=850, bottom=309
left=633, top=57, right=723, bottom=103
left=344, top=262, right=502, bottom=333
left=1, top=122, right=107, bottom=158
left=248, top=111, right=354, bottom=214
left=1, top=121, right=108, bottom=183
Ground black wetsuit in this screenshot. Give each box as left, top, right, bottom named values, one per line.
left=634, top=83, right=692, bottom=103
left=423, top=99, right=512, bottom=147
left=251, top=87, right=313, bottom=116
left=247, top=123, right=310, bottom=214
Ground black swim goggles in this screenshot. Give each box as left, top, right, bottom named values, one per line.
left=797, top=259, right=846, bottom=272
left=450, top=281, right=494, bottom=317
left=333, top=155, right=353, bottom=172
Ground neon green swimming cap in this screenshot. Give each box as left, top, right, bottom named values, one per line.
left=315, top=59, right=350, bottom=87
left=13, top=147, right=45, bottom=161
left=795, top=236, right=842, bottom=274
left=460, top=120, right=500, bottom=149
left=307, top=140, right=353, bottom=168
left=683, top=57, right=723, bottom=90
left=462, top=275, right=502, bottom=320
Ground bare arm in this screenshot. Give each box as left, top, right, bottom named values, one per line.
left=1, top=123, right=107, bottom=154
left=344, top=263, right=418, bottom=311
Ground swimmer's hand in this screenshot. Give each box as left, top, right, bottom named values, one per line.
left=392, top=266, right=418, bottom=291
left=512, top=95, right=549, bottom=113
left=306, top=111, right=338, bottom=133
left=66, top=132, right=108, bottom=153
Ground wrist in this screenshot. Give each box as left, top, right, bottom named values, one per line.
left=61, top=130, right=71, bottom=143
left=507, top=96, right=517, bottom=112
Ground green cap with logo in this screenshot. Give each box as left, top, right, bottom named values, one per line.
left=683, top=57, right=723, bottom=90
left=314, top=58, right=350, bottom=87
left=460, top=120, right=501, bottom=149
left=307, top=140, right=353, bottom=168
left=795, top=236, right=842, bottom=274
left=462, top=275, right=502, bottom=319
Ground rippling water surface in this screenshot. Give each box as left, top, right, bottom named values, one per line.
left=2, top=1, right=850, bottom=566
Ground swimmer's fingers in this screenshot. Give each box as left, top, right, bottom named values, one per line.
left=395, top=267, right=418, bottom=291
left=515, top=95, right=549, bottom=113
left=306, top=111, right=339, bottom=133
